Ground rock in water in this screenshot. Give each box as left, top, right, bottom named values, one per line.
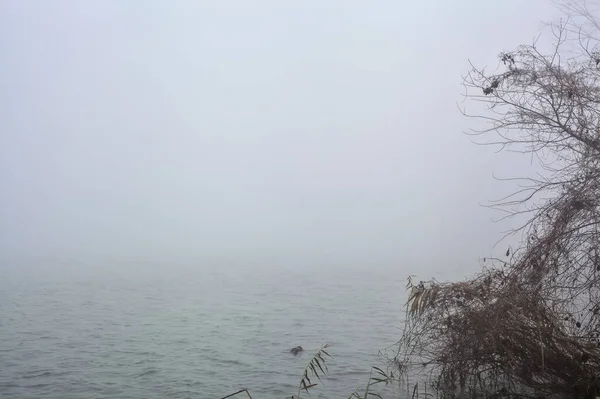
left=290, top=346, right=303, bottom=355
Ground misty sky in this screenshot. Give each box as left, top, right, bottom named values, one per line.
left=0, top=1, right=561, bottom=276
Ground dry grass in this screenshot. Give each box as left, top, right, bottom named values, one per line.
left=220, top=388, right=253, bottom=399
left=295, top=343, right=332, bottom=398
left=220, top=343, right=396, bottom=399
left=220, top=344, right=334, bottom=399
left=348, top=366, right=393, bottom=399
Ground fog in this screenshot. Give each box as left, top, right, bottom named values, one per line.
left=0, top=1, right=560, bottom=276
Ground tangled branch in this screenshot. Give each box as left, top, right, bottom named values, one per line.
left=394, top=2, right=600, bottom=398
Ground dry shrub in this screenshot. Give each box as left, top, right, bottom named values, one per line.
left=393, top=2, right=600, bottom=398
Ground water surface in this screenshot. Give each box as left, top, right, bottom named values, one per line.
left=0, top=263, right=406, bottom=398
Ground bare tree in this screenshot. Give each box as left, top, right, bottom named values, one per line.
left=393, top=2, right=600, bottom=398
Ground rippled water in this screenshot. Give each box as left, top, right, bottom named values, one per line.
left=0, top=263, right=407, bottom=398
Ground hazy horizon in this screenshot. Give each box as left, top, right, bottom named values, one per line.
left=0, top=1, right=561, bottom=278
left=0, top=3, right=572, bottom=398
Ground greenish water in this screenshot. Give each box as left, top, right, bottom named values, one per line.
left=0, top=263, right=406, bottom=398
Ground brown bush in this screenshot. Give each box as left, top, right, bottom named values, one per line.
left=393, top=2, right=600, bottom=398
